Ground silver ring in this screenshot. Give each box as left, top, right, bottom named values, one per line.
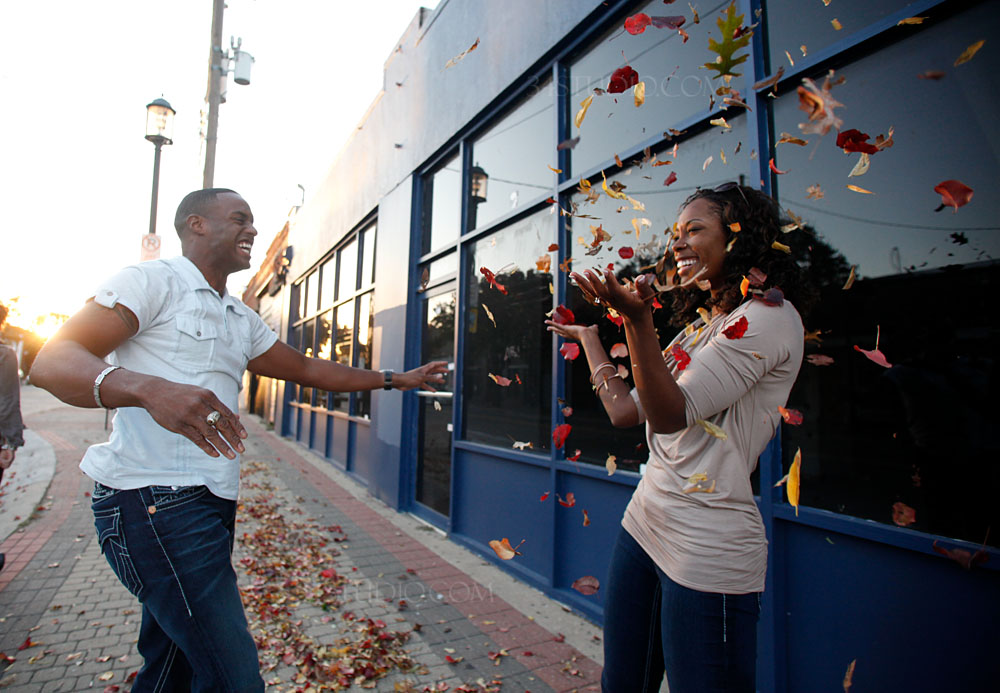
left=206, top=410, right=222, bottom=427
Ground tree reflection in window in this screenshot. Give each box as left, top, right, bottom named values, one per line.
left=332, top=302, right=354, bottom=413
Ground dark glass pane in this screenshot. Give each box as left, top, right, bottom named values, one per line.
left=314, top=311, right=332, bottom=408
left=332, top=301, right=355, bottom=413
left=564, top=118, right=750, bottom=470
left=764, top=0, right=917, bottom=74
left=771, top=3, right=1000, bottom=546
left=463, top=209, right=554, bottom=448
left=300, top=319, right=315, bottom=405
left=417, top=397, right=452, bottom=516
left=423, top=289, right=455, bottom=393
left=338, top=239, right=358, bottom=300
left=569, top=0, right=746, bottom=176
left=290, top=283, right=301, bottom=323
left=361, top=224, right=376, bottom=287
left=356, top=293, right=374, bottom=419
left=469, top=79, right=554, bottom=230
left=320, top=257, right=336, bottom=310
left=422, top=153, right=462, bottom=254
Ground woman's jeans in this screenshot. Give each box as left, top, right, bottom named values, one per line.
left=601, top=527, right=760, bottom=693
left=92, top=482, right=264, bottom=693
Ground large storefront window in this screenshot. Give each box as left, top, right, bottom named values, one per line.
left=462, top=208, right=554, bottom=449
left=569, top=0, right=744, bottom=176
left=422, top=152, right=462, bottom=255
left=771, top=3, right=1000, bottom=546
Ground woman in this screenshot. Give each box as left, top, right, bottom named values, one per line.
left=547, top=184, right=814, bottom=692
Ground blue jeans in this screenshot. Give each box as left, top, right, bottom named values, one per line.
left=92, top=482, right=264, bottom=693
left=601, top=528, right=760, bottom=693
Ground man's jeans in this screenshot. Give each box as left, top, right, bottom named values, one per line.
left=92, top=482, right=264, bottom=693
left=601, top=528, right=760, bottom=693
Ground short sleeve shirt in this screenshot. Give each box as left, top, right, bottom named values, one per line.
left=80, top=256, right=278, bottom=500
left=622, top=298, right=804, bottom=594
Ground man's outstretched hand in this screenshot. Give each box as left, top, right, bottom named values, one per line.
left=392, top=361, right=449, bottom=392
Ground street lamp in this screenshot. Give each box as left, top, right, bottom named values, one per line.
left=143, top=97, right=175, bottom=259
left=468, top=164, right=489, bottom=231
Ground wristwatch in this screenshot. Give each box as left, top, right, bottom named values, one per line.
left=381, top=369, right=394, bottom=390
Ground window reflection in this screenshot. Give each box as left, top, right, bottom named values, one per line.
left=417, top=397, right=452, bottom=516
left=320, top=258, right=336, bottom=310
left=422, top=153, right=462, bottom=254
left=569, top=0, right=744, bottom=176
left=361, top=224, right=376, bottom=287
left=423, top=289, right=455, bottom=392
left=463, top=209, right=554, bottom=448
left=356, top=293, right=374, bottom=419
left=338, top=240, right=358, bottom=300
left=300, top=319, right=315, bottom=405
left=772, top=3, right=1000, bottom=546
left=469, top=79, right=554, bottom=230
left=332, top=301, right=354, bottom=413
left=314, top=311, right=332, bottom=408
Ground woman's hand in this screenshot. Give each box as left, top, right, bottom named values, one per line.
left=544, top=320, right=597, bottom=342
left=571, top=269, right=657, bottom=323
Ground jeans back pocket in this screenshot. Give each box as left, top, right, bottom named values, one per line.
left=93, top=506, right=144, bottom=598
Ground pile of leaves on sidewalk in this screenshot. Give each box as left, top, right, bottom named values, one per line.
left=236, top=460, right=417, bottom=691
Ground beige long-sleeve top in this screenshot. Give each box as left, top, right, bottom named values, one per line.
left=622, top=297, right=803, bottom=594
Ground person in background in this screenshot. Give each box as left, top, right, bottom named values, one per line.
left=547, top=184, right=814, bottom=693
left=0, top=302, right=26, bottom=573
left=30, top=189, right=448, bottom=693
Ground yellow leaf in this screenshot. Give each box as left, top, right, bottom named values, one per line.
left=691, top=326, right=705, bottom=345
left=633, top=81, right=646, bottom=107
left=696, top=307, right=712, bottom=324
left=843, top=659, right=857, bottom=692
left=842, top=265, right=857, bottom=290
left=787, top=447, right=802, bottom=515
left=605, top=454, right=617, bottom=475
left=848, top=152, right=870, bottom=178
left=444, top=38, right=481, bottom=69
left=897, top=16, right=926, bottom=25
left=777, top=132, right=809, bottom=146
left=548, top=165, right=563, bottom=173
left=740, top=276, right=750, bottom=296
left=772, top=240, right=792, bottom=254
left=575, top=95, right=594, bottom=129
left=954, top=39, right=984, bottom=66
left=785, top=50, right=795, bottom=66
left=720, top=146, right=727, bottom=165
left=696, top=419, right=728, bottom=440
left=846, top=184, right=875, bottom=195
left=710, top=117, right=731, bottom=129
left=628, top=196, right=646, bottom=212
left=601, top=171, right=629, bottom=200
left=831, top=18, right=842, bottom=30
left=483, top=303, right=496, bottom=327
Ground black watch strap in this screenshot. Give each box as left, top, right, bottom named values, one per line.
left=381, top=369, right=394, bottom=390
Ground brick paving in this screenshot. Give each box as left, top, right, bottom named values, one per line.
left=0, top=396, right=602, bottom=692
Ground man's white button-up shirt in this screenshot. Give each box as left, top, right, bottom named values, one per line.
left=80, top=256, right=279, bottom=500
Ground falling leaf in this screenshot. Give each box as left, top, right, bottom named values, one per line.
left=806, top=354, right=834, bottom=366
left=651, top=15, right=687, bottom=30
left=444, top=38, right=480, bottom=69
left=535, top=255, right=552, bottom=273
left=512, top=440, right=533, bottom=450
left=670, top=344, right=692, bottom=371
left=918, top=70, right=946, bottom=80
left=552, top=304, right=575, bottom=325
left=601, top=171, right=629, bottom=200
left=618, top=246, right=635, bottom=259
left=488, top=373, right=513, bottom=386
left=772, top=240, right=792, bottom=253
left=610, top=342, right=629, bottom=358
left=634, top=81, right=646, bottom=107
left=932, top=540, right=989, bottom=570
left=843, top=659, right=857, bottom=692
left=854, top=325, right=891, bottom=368
left=479, top=266, right=508, bottom=294
left=575, top=95, right=594, bottom=129
left=842, top=265, right=857, bottom=290
left=624, top=12, right=652, bottom=34
left=582, top=509, right=591, bottom=526
left=489, top=538, right=525, bottom=560
left=954, top=39, right=985, bottom=66
left=740, top=276, right=750, bottom=297
left=557, top=137, right=580, bottom=151
left=831, top=18, right=842, bottom=30
left=663, top=171, right=678, bottom=186
left=933, top=179, right=973, bottom=211
left=608, top=65, right=640, bottom=93
left=703, top=2, right=752, bottom=80
left=571, top=575, right=600, bottom=595
left=769, top=158, right=789, bottom=175
left=548, top=243, right=560, bottom=252
left=548, top=165, right=563, bottom=173
left=728, top=222, right=741, bottom=233
left=682, top=473, right=717, bottom=494
left=723, top=316, right=749, bottom=339
left=848, top=153, right=870, bottom=178
left=897, top=16, right=926, bottom=25
left=483, top=303, right=497, bottom=327
left=846, top=184, right=875, bottom=194
left=420, top=266, right=430, bottom=290
left=892, top=502, right=916, bottom=527
left=778, top=406, right=803, bottom=425
left=552, top=424, right=572, bottom=449
left=806, top=183, right=824, bottom=199
left=710, top=117, right=731, bottom=129
left=836, top=129, right=879, bottom=155
left=605, top=454, right=617, bottom=475
left=797, top=71, right=844, bottom=135
left=540, top=491, right=550, bottom=502
left=560, top=342, right=581, bottom=360
left=697, top=419, right=728, bottom=440
left=617, top=363, right=629, bottom=380
left=567, top=448, right=582, bottom=461
left=703, top=155, right=714, bottom=171
left=557, top=492, right=576, bottom=508
left=753, top=66, right=784, bottom=92
left=787, top=447, right=802, bottom=515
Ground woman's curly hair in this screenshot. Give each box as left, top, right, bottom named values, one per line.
left=666, top=184, right=817, bottom=326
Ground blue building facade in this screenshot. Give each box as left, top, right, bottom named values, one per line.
left=255, top=1, right=1000, bottom=689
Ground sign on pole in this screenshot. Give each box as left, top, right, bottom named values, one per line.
left=141, top=233, right=161, bottom=262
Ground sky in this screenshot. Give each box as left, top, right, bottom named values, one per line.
left=0, top=0, right=431, bottom=332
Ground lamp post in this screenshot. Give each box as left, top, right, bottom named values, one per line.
left=143, top=98, right=175, bottom=261
left=468, top=164, right=489, bottom=231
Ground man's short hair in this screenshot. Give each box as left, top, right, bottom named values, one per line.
left=174, top=188, right=238, bottom=235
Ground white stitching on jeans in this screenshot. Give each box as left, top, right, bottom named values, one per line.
left=722, top=594, right=727, bottom=643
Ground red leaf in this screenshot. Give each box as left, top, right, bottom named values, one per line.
left=892, top=502, right=916, bottom=527
left=932, top=540, right=989, bottom=570
left=650, top=15, right=686, bottom=30
left=768, top=157, right=789, bottom=175
left=778, top=406, right=803, bottom=425
left=552, top=423, right=572, bottom=449
left=722, top=316, right=749, bottom=339
left=17, top=637, right=36, bottom=651
left=561, top=405, right=573, bottom=417
left=670, top=344, right=691, bottom=371
left=560, top=342, right=581, bottom=360
left=606, top=313, right=624, bottom=327
left=618, top=246, right=635, bottom=259
left=489, top=373, right=513, bottom=386
left=548, top=243, right=560, bottom=252
left=933, top=179, right=974, bottom=211
left=624, top=12, right=651, bottom=34
left=552, top=304, right=576, bottom=325
left=582, top=509, right=591, bottom=527
left=571, top=575, right=600, bottom=595
left=663, top=171, right=678, bottom=186
left=853, top=345, right=891, bottom=368
left=320, top=568, right=336, bottom=579
left=836, top=128, right=879, bottom=155
left=608, top=65, right=639, bottom=93
left=553, top=633, right=566, bottom=643
left=610, top=342, right=629, bottom=358
left=566, top=449, right=582, bottom=461
left=479, top=266, right=508, bottom=294
left=557, top=492, right=576, bottom=508
left=539, top=491, right=550, bottom=502
left=806, top=354, right=834, bottom=366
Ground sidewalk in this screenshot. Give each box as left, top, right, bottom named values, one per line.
left=0, top=388, right=603, bottom=692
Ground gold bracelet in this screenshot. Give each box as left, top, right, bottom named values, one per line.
left=593, top=372, right=623, bottom=394
left=589, top=362, right=615, bottom=384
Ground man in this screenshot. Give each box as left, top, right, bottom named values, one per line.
left=0, top=302, right=26, bottom=573
left=31, top=189, right=446, bottom=692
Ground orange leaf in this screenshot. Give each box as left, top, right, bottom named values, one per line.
left=582, top=509, right=591, bottom=527
left=892, top=502, right=916, bottom=527
left=444, top=38, right=480, bottom=69
left=605, top=454, right=617, bottom=476
left=843, top=659, right=857, bottom=692
left=489, top=537, right=524, bottom=560
left=536, top=255, right=552, bottom=272
left=954, top=39, right=985, bottom=66
left=609, top=343, right=629, bottom=358
left=933, top=179, right=973, bottom=212
left=557, top=492, right=576, bottom=508
left=787, top=447, right=802, bottom=516
left=488, top=373, right=513, bottom=386
left=769, top=157, right=789, bottom=175
left=778, top=406, right=803, bottom=425
left=571, top=575, right=600, bottom=595
left=846, top=184, right=875, bottom=195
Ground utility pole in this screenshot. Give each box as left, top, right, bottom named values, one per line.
left=202, top=0, right=225, bottom=188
